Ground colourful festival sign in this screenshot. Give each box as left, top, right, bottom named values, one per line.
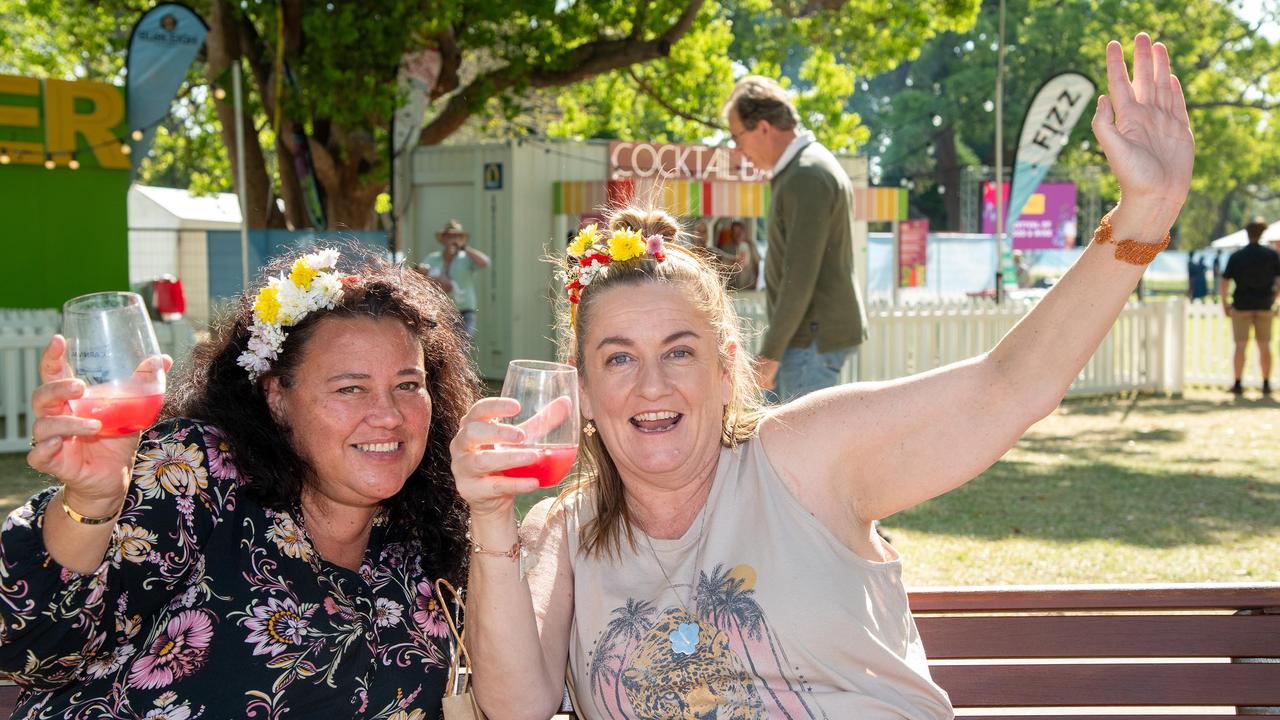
left=608, top=141, right=767, bottom=182
left=898, top=219, right=928, bottom=287
left=1005, top=72, right=1095, bottom=230
left=983, top=181, right=1079, bottom=250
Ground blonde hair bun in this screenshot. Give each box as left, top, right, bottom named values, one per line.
left=607, top=207, right=681, bottom=244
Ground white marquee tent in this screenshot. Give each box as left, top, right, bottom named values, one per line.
left=1210, top=221, right=1280, bottom=248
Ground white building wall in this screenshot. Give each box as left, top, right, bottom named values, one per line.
left=127, top=188, right=181, bottom=285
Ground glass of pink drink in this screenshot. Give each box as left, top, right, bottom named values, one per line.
left=62, top=292, right=166, bottom=437
left=497, top=360, right=579, bottom=487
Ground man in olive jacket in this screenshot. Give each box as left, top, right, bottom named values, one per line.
left=724, top=76, right=868, bottom=401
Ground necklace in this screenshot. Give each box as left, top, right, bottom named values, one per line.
left=640, top=482, right=713, bottom=657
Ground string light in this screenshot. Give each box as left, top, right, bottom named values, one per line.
left=213, top=86, right=226, bottom=100
left=0, top=148, right=8, bottom=165
left=68, top=153, right=80, bottom=170
left=131, top=129, right=144, bottom=141
left=120, top=142, right=132, bottom=156
left=43, top=152, right=55, bottom=170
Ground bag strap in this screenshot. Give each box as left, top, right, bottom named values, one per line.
left=435, top=578, right=472, bottom=694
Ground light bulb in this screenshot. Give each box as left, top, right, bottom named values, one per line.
left=131, top=129, right=144, bottom=141
left=120, top=143, right=132, bottom=156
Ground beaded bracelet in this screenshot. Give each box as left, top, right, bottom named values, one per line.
left=1090, top=209, right=1171, bottom=265
left=466, top=517, right=524, bottom=560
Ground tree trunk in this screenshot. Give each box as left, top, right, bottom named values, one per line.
left=1210, top=186, right=1238, bottom=242
left=934, top=125, right=962, bottom=230
left=275, top=128, right=313, bottom=230
left=205, top=0, right=284, bottom=229
left=308, top=124, right=386, bottom=230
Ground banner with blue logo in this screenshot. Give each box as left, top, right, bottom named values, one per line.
left=125, top=3, right=208, bottom=172
left=1006, top=72, right=1095, bottom=232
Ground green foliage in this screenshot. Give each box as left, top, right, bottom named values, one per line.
left=4, top=0, right=982, bottom=225
left=849, top=0, right=1280, bottom=244
left=551, top=0, right=979, bottom=149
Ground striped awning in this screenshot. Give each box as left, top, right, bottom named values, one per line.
left=552, top=179, right=771, bottom=218
left=854, top=187, right=908, bottom=222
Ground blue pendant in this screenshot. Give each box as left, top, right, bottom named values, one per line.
left=669, top=622, right=700, bottom=655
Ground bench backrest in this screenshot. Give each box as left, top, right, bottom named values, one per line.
left=911, top=583, right=1280, bottom=717
left=5, top=584, right=1276, bottom=718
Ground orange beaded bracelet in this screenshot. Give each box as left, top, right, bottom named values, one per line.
left=1090, top=209, right=1171, bottom=265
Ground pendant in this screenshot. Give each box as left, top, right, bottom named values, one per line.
left=669, top=622, right=700, bottom=656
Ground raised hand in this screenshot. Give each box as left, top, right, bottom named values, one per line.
left=27, top=336, right=170, bottom=513
left=1091, top=33, right=1194, bottom=222
left=450, top=397, right=546, bottom=518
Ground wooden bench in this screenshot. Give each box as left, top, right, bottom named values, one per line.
left=912, top=582, right=1280, bottom=717
left=4, top=583, right=1276, bottom=717
left=552, top=582, right=1280, bottom=718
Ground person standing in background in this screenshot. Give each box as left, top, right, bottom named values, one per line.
left=1221, top=217, right=1280, bottom=395
left=422, top=219, right=491, bottom=341
left=723, top=76, right=867, bottom=402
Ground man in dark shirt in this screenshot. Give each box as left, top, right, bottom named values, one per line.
left=1221, top=217, right=1280, bottom=395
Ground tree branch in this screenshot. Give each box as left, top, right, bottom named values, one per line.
left=627, top=67, right=721, bottom=131
left=1188, top=98, right=1280, bottom=111
left=418, top=0, right=706, bottom=145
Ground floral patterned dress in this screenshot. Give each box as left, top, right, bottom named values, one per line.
left=0, top=418, right=453, bottom=719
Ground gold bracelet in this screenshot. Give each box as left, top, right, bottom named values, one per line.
left=1090, top=209, right=1171, bottom=265
left=466, top=517, right=524, bottom=559
left=60, top=491, right=123, bottom=526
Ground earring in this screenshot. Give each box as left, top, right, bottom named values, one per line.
left=583, top=420, right=596, bottom=436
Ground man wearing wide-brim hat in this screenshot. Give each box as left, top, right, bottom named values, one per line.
left=1221, top=216, right=1280, bottom=395
left=419, top=219, right=490, bottom=340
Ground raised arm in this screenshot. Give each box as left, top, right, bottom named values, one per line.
left=451, top=398, right=575, bottom=720
left=761, top=33, right=1193, bottom=523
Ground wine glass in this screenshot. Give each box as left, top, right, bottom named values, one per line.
left=497, top=360, right=579, bottom=487
left=62, top=292, right=167, bottom=437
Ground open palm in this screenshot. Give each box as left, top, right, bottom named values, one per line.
left=1092, top=34, right=1194, bottom=211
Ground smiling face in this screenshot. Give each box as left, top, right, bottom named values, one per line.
left=264, top=316, right=431, bottom=513
left=577, top=281, right=733, bottom=490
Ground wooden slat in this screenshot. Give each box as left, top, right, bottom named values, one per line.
left=917, top=614, right=1280, bottom=658
left=932, top=662, right=1280, bottom=706
left=909, top=583, right=1280, bottom=612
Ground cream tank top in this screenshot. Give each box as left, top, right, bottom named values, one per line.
left=564, top=437, right=954, bottom=719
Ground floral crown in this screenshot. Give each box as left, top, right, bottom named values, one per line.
left=236, top=248, right=356, bottom=381
left=563, top=224, right=667, bottom=308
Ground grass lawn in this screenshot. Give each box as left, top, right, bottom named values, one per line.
left=3, top=390, right=1274, bottom=587
left=887, top=390, right=1279, bottom=587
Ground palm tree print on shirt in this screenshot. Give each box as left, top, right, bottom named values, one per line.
left=586, top=563, right=822, bottom=719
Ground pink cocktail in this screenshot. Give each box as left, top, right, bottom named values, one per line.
left=69, top=385, right=164, bottom=437
left=499, top=444, right=578, bottom=487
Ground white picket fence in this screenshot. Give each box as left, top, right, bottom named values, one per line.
left=0, top=310, right=60, bottom=453
left=733, top=293, right=1251, bottom=397
left=0, top=298, right=1263, bottom=454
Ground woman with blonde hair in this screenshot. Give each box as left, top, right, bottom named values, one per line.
left=453, top=34, right=1192, bottom=719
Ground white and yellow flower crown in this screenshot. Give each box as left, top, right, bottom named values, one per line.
left=563, top=224, right=666, bottom=312
left=237, top=248, right=354, bottom=381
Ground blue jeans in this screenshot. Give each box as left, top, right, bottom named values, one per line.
left=771, top=342, right=855, bottom=404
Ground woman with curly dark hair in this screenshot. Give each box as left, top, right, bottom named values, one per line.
left=4, top=247, right=477, bottom=719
